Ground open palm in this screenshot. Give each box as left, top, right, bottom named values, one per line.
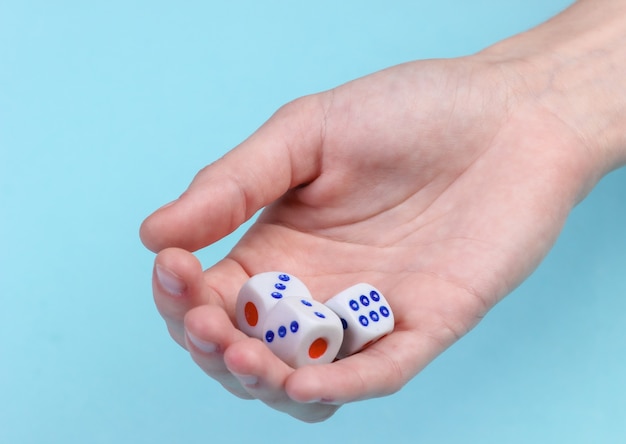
left=140, top=56, right=593, bottom=422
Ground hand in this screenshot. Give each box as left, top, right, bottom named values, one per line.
left=140, top=0, right=625, bottom=422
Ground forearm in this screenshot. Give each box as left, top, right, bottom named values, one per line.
left=479, top=0, right=626, bottom=177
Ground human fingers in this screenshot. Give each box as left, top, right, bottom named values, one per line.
left=222, top=335, right=340, bottom=422
left=153, top=249, right=261, bottom=399
left=152, top=247, right=211, bottom=348
left=153, top=246, right=254, bottom=342
left=184, top=304, right=254, bottom=400
left=139, top=95, right=327, bottom=253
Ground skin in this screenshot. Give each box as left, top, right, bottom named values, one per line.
left=140, top=0, right=626, bottom=423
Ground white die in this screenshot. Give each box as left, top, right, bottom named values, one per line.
left=325, top=283, right=394, bottom=358
left=235, top=272, right=312, bottom=339
left=262, top=298, right=344, bottom=368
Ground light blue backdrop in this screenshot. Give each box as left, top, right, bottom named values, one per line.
left=2, top=1, right=624, bottom=443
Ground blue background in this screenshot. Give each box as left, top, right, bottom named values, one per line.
left=2, top=0, right=625, bottom=442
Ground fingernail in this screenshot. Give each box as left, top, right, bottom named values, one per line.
left=233, top=373, right=258, bottom=388
left=301, top=397, right=336, bottom=404
left=155, top=264, right=186, bottom=297
left=186, top=331, right=218, bottom=354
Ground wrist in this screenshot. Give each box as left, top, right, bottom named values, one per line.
left=477, top=0, right=626, bottom=178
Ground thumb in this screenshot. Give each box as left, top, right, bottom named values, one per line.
left=140, top=94, right=326, bottom=253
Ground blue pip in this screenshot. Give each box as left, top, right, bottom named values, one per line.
left=262, top=297, right=343, bottom=368
left=325, top=283, right=395, bottom=358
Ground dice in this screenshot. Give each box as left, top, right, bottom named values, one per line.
left=236, top=272, right=394, bottom=368
left=325, top=283, right=394, bottom=358
left=262, top=297, right=343, bottom=368
left=235, top=272, right=312, bottom=339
